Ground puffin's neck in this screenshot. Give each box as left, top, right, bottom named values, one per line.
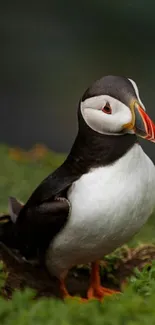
left=66, top=126, right=137, bottom=174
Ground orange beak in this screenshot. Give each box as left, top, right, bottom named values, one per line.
left=133, top=102, right=155, bottom=142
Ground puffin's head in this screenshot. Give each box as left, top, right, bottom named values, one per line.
left=80, top=75, right=155, bottom=142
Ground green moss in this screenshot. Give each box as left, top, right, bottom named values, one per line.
left=1, top=265, right=155, bottom=325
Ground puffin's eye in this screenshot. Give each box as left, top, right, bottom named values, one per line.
left=102, top=103, right=112, bottom=114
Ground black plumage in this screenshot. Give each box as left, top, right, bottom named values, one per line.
left=82, top=75, right=137, bottom=105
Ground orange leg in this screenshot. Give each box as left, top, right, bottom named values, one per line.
left=60, top=278, right=71, bottom=299
left=87, top=261, right=120, bottom=300
left=60, top=278, right=87, bottom=302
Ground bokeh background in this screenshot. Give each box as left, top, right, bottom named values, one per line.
left=1, top=1, right=155, bottom=161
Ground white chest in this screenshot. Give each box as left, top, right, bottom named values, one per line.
left=47, top=144, right=155, bottom=276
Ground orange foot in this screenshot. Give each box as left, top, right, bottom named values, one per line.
left=87, top=261, right=120, bottom=301
left=64, top=296, right=88, bottom=303
left=60, top=260, right=121, bottom=303
left=87, top=285, right=120, bottom=300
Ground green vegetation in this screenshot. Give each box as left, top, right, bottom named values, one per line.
left=1, top=267, right=155, bottom=325
left=0, top=144, right=155, bottom=324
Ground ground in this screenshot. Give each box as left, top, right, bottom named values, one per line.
left=0, top=144, right=155, bottom=301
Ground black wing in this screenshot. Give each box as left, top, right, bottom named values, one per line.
left=1, top=198, right=70, bottom=261
left=1, top=140, right=86, bottom=259
left=25, top=160, right=80, bottom=208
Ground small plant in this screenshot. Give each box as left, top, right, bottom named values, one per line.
left=129, top=261, right=155, bottom=296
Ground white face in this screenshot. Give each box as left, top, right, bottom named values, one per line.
left=81, top=77, right=146, bottom=136
left=81, top=95, right=133, bottom=135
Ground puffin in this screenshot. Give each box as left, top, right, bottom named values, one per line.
left=1, top=75, right=155, bottom=300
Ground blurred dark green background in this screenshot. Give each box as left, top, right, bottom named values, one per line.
left=1, top=1, right=155, bottom=160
